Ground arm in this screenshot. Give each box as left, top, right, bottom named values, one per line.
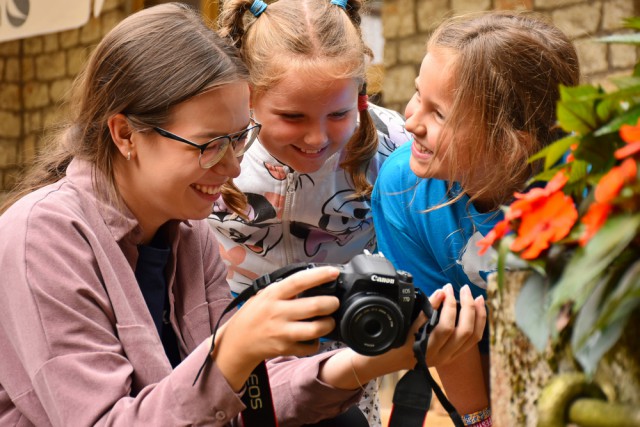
left=371, top=150, right=491, bottom=416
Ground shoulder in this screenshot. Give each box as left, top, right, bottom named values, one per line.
left=375, top=143, right=415, bottom=191
left=1, top=181, right=84, bottom=237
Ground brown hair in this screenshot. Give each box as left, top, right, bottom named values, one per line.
left=1, top=3, right=249, bottom=214
left=218, top=0, right=379, bottom=199
left=428, top=11, right=580, bottom=211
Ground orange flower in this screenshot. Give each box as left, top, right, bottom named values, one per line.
left=579, top=202, right=612, bottom=246
left=510, top=191, right=578, bottom=259
left=595, top=158, right=637, bottom=204
left=616, top=118, right=640, bottom=159
left=508, top=171, right=569, bottom=220
left=476, top=219, right=511, bottom=255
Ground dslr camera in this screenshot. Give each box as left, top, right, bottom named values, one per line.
left=252, top=251, right=431, bottom=356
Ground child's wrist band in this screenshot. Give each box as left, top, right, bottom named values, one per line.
left=462, top=407, right=491, bottom=426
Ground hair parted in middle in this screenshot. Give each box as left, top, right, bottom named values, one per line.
left=425, top=11, right=580, bottom=212
left=218, top=0, right=379, bottom=198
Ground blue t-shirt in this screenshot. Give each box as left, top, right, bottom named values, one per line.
left=371, top=143, right=502, bottom=300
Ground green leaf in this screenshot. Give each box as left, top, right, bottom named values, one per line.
left=571, top=257, right=640, bottom=375
left=572, top=133, right=618, bottom=172
left=496, top=234, right=513, bottom=293
left=593, top=104, right=640, bottom=137
left=556, top=85, right=602, bottom=134
left=549, top=214, right=640, bottom=315
left=623, top=17, right=640, bottom=30
left=594, top=259, right=640, bottom=330
left=515, top=271, right=551, bottom=352
left=571, top=270, right=616, bottom=375
left=529, top=134, right=577, bottom=170
left=595, top=97, right=617, bottom=123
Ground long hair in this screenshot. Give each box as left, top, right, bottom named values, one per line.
left=218, top=0, right=379, bottom=201
left=427, top=11, right=580, bottom=211
left=2, top=3, right=249, bottom=214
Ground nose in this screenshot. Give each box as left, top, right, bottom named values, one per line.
left=404, top=104, right=426, bottom=138
left=304, top=121, right=329, bottom=147
left=211, top=144, right=241, bottom=179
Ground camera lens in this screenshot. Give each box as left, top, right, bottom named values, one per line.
left=339, top=295, right=404, bottom=356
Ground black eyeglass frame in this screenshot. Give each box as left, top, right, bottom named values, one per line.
left=152, top=118, right=261, bottom=169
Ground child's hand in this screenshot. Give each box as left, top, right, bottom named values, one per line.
left=423, top=283, right=486, bottom=367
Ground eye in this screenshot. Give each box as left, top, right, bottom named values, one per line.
left=329, top=110, right=350, bottom=119
left=280, top=113, right=303, bottom=120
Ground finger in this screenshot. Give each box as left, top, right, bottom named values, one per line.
left=268, top=266, right=341, bottom=300
left=432, top=284, right=458, bottom=337
left=473, top=295, right=487, bottom=343
left=282, top=295, right=340, bottom=321
left=455, top=285, right=477, bottom=332
left=288, top=316, right=337, bottom=343
left=428, top=288, right=445, bottom=311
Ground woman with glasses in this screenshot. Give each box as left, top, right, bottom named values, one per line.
left=0, top=3, right=483, bottom=427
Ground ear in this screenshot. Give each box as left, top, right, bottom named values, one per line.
left=108, top=113, right=135, bottom=161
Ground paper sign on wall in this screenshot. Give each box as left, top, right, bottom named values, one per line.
left=0, top=0, right=92, bottom=43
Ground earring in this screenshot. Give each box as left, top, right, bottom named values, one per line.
left=127, top=151, right=131, bottom=161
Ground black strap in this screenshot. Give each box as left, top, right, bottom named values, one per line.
left=389, top=296, right=464, bottom=427
left=240, top=360, right=278, bottom=427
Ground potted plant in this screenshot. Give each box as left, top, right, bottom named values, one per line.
left=477, top=17, right=640, bottom=427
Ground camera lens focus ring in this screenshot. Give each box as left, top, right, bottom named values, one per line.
left=339, top=295, right=405, bottom=356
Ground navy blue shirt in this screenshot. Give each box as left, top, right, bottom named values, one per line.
left=135, top=234, right=181, bottom=368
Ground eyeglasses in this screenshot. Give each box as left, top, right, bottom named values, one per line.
left=152, top=118, right=261, bottom=169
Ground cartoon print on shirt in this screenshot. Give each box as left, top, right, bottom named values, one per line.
left=456, top=231, right=497, bottom=289
left=290, top=189, right=374, bottom=259
left=369, top=108, right=412, bottom=157
left=265, top=160, right=317, bottom=191
left=210, top=192, right=283, bottom=256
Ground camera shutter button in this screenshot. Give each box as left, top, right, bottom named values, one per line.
left=397, top=270, right=413, bottom=282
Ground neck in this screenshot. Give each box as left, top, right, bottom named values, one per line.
left=113, top=158, right=161, bottom=245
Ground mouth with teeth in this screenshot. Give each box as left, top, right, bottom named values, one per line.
left=295, top=146, right=326, bottom=155
left=411, top=140, right=434, bottom=159
left=192, top=184, right=221, bottom=197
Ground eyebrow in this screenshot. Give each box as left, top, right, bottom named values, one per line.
left=192, top=121, right=252, bottom=139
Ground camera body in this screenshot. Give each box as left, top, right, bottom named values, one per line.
left=255, top=252, right=429, bottom=356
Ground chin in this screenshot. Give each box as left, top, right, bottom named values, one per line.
left=409, top=158, right=432, bottom=178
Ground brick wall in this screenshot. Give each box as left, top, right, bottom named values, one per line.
left=0, top=0, right=127, bottom=203
left=381, top=0, right=639, bottom=113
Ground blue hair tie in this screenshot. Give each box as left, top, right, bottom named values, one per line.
left=250, top=0, right=268, bottom=17
left=330, top=0, right=347, bottom=10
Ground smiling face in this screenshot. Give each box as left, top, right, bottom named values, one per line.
left=250, top=68, right=359, bottom=174
left=405, top=47, right=471, bottom=181
left=118, top=81, right=250, bottom=240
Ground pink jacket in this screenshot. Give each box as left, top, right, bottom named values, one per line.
left=0, top=159, right=360, bottom=426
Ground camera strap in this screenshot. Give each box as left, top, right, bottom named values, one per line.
left=389, top=298, right=465, bottom=427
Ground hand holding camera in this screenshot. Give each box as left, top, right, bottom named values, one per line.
left=269, top=251, right=432, bottom=356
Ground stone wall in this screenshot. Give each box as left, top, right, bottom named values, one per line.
left=0, top=0, right=637, bottom=203
left=0, top=0, right=127, bottom=204
left=381, top=0, right=639, bottom=113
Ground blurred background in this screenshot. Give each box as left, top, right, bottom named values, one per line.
left=0, top=0, right=637, bottom=202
